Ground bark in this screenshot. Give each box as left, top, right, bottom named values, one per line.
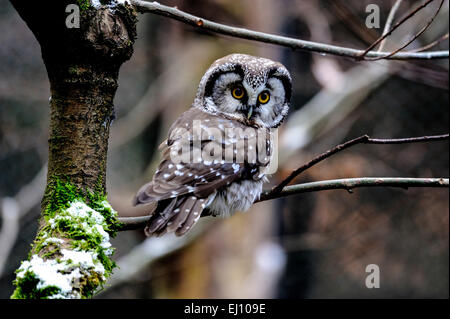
left=10, top=0, right=137, bottom=203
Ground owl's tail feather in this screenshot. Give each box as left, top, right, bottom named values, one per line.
left=144, top=198, right=178, bottom=236
left=175, top=198, right=205, bottom=236
left=144, top=195, right=206, bottom=237
left=165, top=196, right=197, bottom=233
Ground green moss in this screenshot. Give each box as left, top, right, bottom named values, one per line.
left=77, top=0, right=91, bottom=11
left=11, top=271, right=62, bottom=299
left=12, top=177, right=121, bottom=299
left=43, top=176, right=121, bottom=230
left=67, top=66, right=81, bottom=76
left=76, top=0, right=115, bottom=11
left=43, top=178, right=79, bottom=219
left=41, top=246, right=61, bottom=259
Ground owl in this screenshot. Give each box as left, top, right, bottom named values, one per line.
left=133, top=53, right=292, bottom=237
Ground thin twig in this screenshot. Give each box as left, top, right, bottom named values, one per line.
left=118, top=177, right=449, bottom=230
left=131, top=0, right=449, bottom=60
left=378, top=0, right=403, bottom=52
left=368, top=0, right=445, bottom=61
left=271, top=134, right=449, bottom=194
left=328, top=1, right=379, bottom=45
left=327, top=1, right=449, bottom=89
left=357, top=0, right=436, bottom=60
left=409, top=32, right=449, bottom=52
left=364, top=134, right=450, bottom=144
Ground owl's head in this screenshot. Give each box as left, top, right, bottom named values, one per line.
left=194, top=54, right=292, bottom=128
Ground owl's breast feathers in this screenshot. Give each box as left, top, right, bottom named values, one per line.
left=133, top=107, right=272, bottom=236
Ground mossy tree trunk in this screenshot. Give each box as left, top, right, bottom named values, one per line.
left=10, top=1, right=137, bottom=298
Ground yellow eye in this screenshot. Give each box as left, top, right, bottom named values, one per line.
left=258, top=92, right=270, bottom=104
left=232, top=87, right=245, bottom=99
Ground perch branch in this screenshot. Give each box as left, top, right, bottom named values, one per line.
left=118, top=134, right=448, bottom=230
left=131, top=0, right=449, bottom=60
left=259, top=177, right=449, bottom=201
left=271, top=134, right=449, bottom=194
left=118, top=177, right=449, bottom=230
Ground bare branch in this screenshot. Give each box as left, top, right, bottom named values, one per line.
left=369, top=0, right=445, bottom=61
left=358, top=0, right=436, bottom=60
left=131, top=0, right=449, bottom=61
left=117, top=177, right=449, bottom=231
left=364, top=134, right=450, bottom=144
left=409, top=32, right=449, bottom=52
left=378, top=0, right=403, bottom=52
left=271, top=134, right=449, bottom=194
left=259, top=177, right=449, bottom=201
left=327, top=1, right=449, bottom=89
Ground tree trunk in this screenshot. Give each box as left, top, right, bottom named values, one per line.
left=10, top=1, right=137, bottom=299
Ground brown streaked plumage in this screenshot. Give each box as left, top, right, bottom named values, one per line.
left=133, top=54, right=291, bottom=236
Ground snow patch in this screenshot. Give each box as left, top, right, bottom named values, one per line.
left=14, top=199, right=117, bottom=298
left=91, top=0, right=130, bottom=10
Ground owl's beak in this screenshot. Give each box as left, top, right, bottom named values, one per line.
left=246, top=105, right=254, bottom=119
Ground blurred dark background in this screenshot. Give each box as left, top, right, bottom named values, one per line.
left=0, top=0, right=448, bottom=298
